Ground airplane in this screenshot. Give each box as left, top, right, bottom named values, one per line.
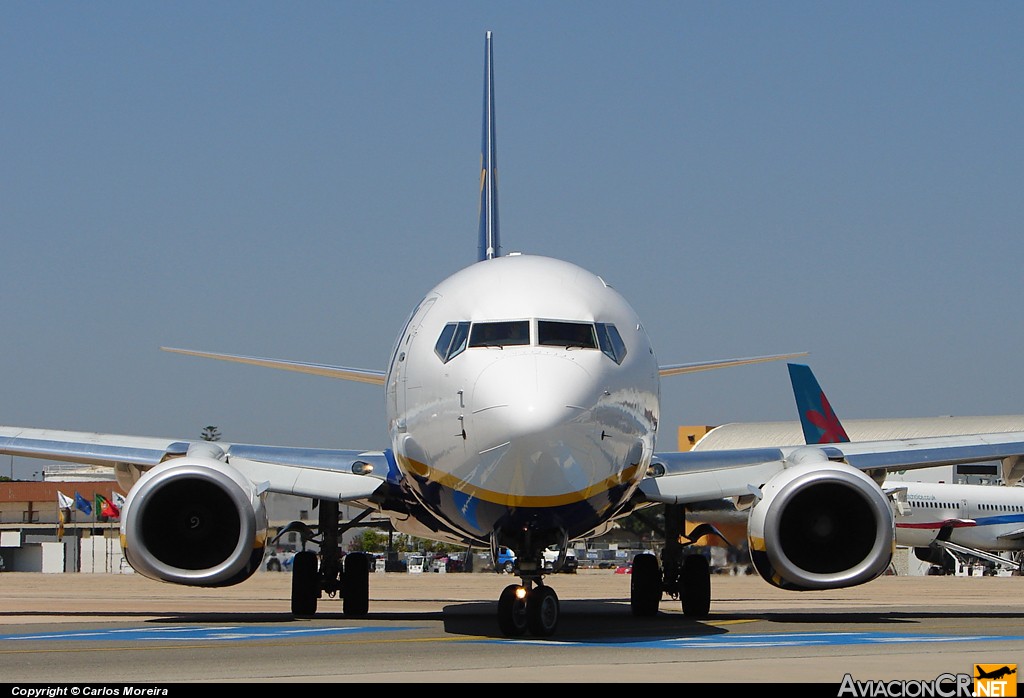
left=789, top=363, right=1024, bottom=575
left=4, top=32, right=1024, bottom=638
left=975, top=666, right=1017, bottom=681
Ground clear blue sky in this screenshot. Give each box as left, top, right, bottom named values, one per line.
left=2, top=2, right=1022, bottom=478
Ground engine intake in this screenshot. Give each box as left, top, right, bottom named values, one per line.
left=120, top=458, right=267, bottom=587
left=747, top=459, right=893, bottom=591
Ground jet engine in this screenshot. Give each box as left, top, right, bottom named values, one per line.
left=120, top=457, right=268, bottom=587
left=746, top=455, right=894, bottom=591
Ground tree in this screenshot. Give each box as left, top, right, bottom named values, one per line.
left=354, top=529, right=396, bottom=553
left=200, top=426, right=221, bottom=442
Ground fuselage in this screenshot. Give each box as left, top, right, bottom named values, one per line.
left=384, top=254, right=660, bottom=555
left=892, top=480, right=1024, bottom=551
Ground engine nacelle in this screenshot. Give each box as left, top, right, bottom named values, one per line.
left=120, top=457, right=268, bottom=587
left=747, top=457, right=893, bottom=591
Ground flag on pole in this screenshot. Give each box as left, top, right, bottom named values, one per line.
left=57, top=491, right=74, bottom=541
left=95, top=493, right=120, bottom=520
left=74, top=491, right=92, bottom=516
left=57, top=491, right=74, bottom=511
left=112, top=491, right=126, bottom=511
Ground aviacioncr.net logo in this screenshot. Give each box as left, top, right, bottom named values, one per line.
left=838, top=673, right=973, bottom=697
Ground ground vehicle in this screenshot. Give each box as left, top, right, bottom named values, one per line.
left=264, top=550, right=295, bottom=572
left=542, top=547, right=578, bottom=573
left=444, top=552, right=470, bottom=572
left=496, top=547, right=516, bottom=573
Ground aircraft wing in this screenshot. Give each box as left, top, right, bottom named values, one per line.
left=161, top=347, right=387, bottom=385
left=0, top=426, right=393, bottom=502
left=897, top=518, right=977, bottom=529
left=996, top=527, right=1024, bottom=542
left=640, top=433, right=1024, bottom=505
left=658, top=352, right=808, bottom=377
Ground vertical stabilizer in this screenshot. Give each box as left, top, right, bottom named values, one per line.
left=788, top=364, right=851, bottom=445
left=478, top=30, right=500, bottom=262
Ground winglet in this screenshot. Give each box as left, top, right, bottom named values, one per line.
left=478, top=30, right=500, bottom=262
left=787, top=364, right=851, bottom=445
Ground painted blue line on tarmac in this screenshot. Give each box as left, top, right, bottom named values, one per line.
left=5, top=627, right=1018, bottom=648
left=0, top=625, right=412, bottom=642
left=494, top=632, right=1024, bottom=649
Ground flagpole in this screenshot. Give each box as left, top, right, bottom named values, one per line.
left=107, top=494, right=113, bottom=574
left=112, top=491, right=125, bottom=573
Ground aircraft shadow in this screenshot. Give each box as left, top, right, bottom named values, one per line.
left=440, top=599, right=728, bottom=640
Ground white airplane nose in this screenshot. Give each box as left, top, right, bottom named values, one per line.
left=469, top=354, right=595, bottom=449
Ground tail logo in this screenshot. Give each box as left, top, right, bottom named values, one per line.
left=804, top=391, right=850, bottom=444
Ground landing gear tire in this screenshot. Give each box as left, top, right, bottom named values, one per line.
left=342, top=552, right=370, bottom=617
left=630, top=553, right=661, bottom=617
left=679, top=554, right=711, bottom=619
left=291, top=550, right=319, bottom=618
left=497, top=584, right=528, bottom=636
left=527, top=586, right=559, bottom=636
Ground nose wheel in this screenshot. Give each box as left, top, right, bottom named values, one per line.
left=497, top=583, right=560, bottom=637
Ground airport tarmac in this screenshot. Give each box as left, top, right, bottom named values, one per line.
left=1, top=569, right=1023, bottom=685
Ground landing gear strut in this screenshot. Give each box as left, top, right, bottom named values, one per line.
left=285, top=499, right=374, bottom=618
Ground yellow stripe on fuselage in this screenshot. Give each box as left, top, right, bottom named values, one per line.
left=398, top=453, right=641, bottom=507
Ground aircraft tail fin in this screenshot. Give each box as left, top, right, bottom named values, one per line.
left=787, top=363, right=851, bottom=445
left=478, top=30, right=500, bottom=262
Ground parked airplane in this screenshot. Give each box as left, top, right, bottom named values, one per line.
left=789, top=363, right=1024, bottom=574
left=4, top=33, right=1024, bottom=637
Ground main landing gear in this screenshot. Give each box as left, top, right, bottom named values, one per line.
left=497, top=579, right=560, bottom=637
left=630, top=551, right=711, bottom=618
left=629, top=504, right=714, bottom=619
left=286, top=500, right=374, bottom=618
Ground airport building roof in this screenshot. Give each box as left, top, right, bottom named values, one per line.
left=689, top=415, right=1024, bottom=451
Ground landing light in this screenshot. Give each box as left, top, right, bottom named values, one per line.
left=515, top=586, right=527, bottom=600
left=351, top=461, right=374, bottom=475
left=647, top=462, right=666, bottom=478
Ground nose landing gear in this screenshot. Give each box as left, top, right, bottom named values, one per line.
left=497, top=580, right=560, bottom=637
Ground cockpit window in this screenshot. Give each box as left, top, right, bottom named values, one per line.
left=434, top=321, right=471, bottom=363
left=468, top=320, right=530, bottom=348
left=443, top=319, right=625, bottom=362
left=595, top=322, right=627, bottom=364
left=538, top=321, right=597, bottom=349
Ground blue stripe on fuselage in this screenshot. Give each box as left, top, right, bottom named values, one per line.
left=411, top=473, right=636, bottom=544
